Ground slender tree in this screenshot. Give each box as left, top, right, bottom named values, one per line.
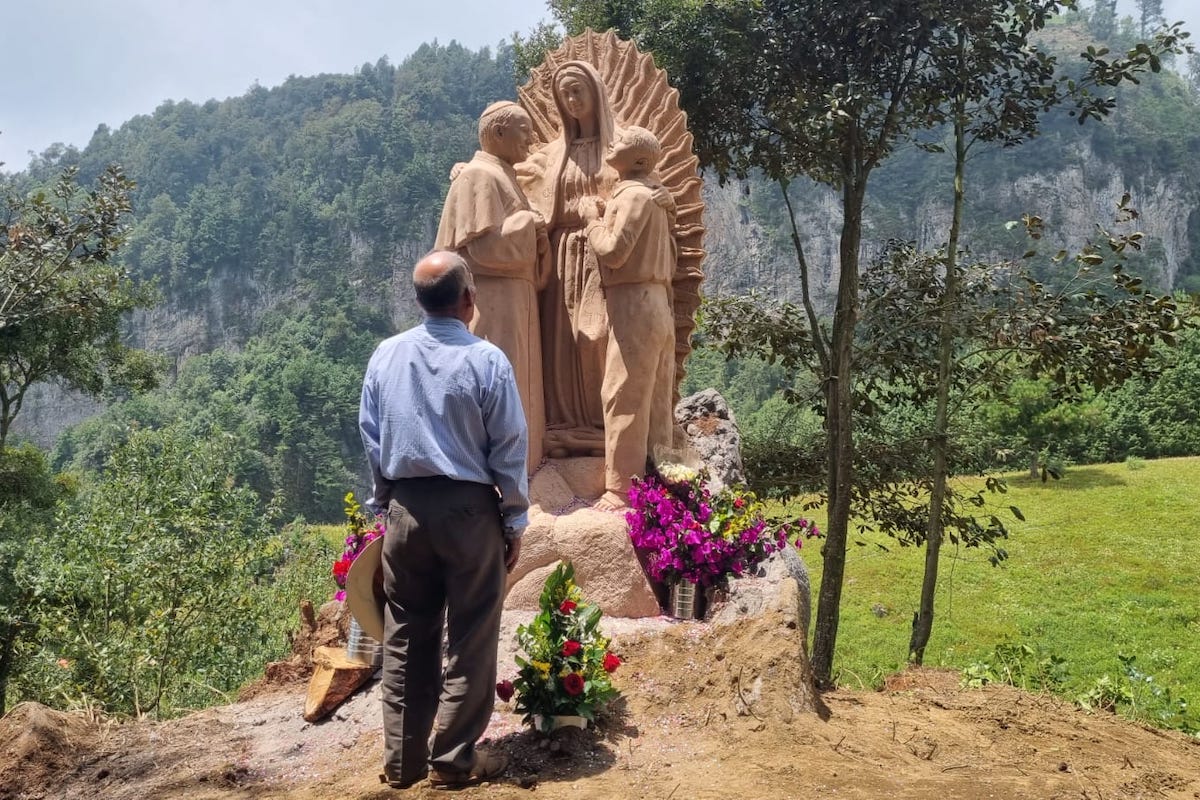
left=0, top=165, right=158, bottom=449
left=904, top=11, right=1188, bottom=663
left=1090, top=0, right=1119, bottom=39
left=0, top=164, right=158, bottom=712
left=1136, top=0, right=1164, bottom=36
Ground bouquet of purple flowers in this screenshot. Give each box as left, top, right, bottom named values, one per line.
left=626, top=464, right=820, bottom=587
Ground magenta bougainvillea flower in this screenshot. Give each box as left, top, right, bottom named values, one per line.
left=332, top=492, right=384, bottom=600
left=626, top=467, right=820, bottom=587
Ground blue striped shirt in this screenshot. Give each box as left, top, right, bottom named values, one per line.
left=359, top=316, right=530, bottom=532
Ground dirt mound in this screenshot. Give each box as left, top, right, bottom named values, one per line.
left=0, top=703, right=101, bottom=799
left=617, top=596, right=822, bottom=727
left=3, top=612, right=1199, bottom=800
left=239, top=599, right=348, bottom=701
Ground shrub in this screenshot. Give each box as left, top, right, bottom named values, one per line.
left=17, top=426, right=277, bottom=717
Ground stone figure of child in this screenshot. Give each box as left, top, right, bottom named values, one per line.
left=580, top=126, right=677, bottom=509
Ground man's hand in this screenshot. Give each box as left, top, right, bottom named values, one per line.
left=504, top=536, right=522, bottom=573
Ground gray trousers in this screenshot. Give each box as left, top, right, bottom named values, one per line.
left=379, top=477, right=506, bottom=783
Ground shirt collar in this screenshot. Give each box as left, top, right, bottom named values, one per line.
left=424, top=315, right=468, bottom=333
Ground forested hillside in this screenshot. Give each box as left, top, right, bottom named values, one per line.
left=5, top=19, right=1200, bottom=521
left=16, top=43, right=514, bottom=336
left=9, top=43, right=518, bottom=519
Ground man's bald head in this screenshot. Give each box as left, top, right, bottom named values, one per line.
left=413, top=251, right=474, bottom=315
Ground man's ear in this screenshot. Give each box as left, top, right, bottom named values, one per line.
left=460, top=283, right=476, bottom=322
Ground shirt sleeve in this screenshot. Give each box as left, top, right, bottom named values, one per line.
left=480, top=352, right=530, bottom=532
left=358, top=359, right=387, bottom=514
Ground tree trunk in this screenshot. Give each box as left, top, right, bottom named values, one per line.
left=0, top=391, right=11, bottom=451
left=779, top=179, right=830, bottom=372
left=0, top=622, right=17, bottom=716
left=910, top=75, right=967, bottom=665
left=811, top=176, right=865, bottom=688
left=1029, top=450, right=1040, bottom=479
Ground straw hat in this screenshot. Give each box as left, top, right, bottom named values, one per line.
left=345, top=536, right=386, bottom=643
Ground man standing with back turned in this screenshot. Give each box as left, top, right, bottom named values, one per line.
left=359, top=250, right=527, bottom=790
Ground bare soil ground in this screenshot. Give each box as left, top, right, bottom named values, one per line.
left=3, top=608, right=1199, bottom=800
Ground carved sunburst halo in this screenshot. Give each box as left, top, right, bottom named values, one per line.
left=518, top=28, right=707, bottom=400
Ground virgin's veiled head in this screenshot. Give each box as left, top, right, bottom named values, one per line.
left=551, top=61, right=615, bottom=150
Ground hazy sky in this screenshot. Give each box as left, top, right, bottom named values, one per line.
left=0, top=0, right=550, bottom=172
left=1, top=1, right=1196, bottom=173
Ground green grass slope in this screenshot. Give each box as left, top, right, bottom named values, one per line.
left=796, top=457, right=1200, bottom=728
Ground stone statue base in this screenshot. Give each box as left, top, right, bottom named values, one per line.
left=504, top=457, right=661, bottom=618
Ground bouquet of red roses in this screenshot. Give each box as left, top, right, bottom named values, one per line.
left=495, top=562, right=621, bottom=731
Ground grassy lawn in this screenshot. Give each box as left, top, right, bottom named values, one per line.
left=311, top=523, right=348, bottom=551
left=792, top=457, right=1200, bottom=714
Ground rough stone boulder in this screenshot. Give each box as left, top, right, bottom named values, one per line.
left=675, top=388, right=744, bottom=491
left=504, top=457, right=661, bottom=618
left=709, top=547, right=812, bottom=637
left=624, top=560, right=824, bottom=726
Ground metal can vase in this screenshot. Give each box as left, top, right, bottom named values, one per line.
left=346, top=617, right=383, bottom=668
left=669, top=581, right=699, bottom=619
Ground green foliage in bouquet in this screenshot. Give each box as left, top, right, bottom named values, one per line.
left=504, top=562, right=621, bottom=731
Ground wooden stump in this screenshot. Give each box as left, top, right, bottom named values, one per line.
left=302, top=645, right=376, bottom=722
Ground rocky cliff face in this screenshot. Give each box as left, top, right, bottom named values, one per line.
left=1003, top=146, right=1195, bottom=289
left=10, top=234, right=434, bottom=450
left=699, top=142, right=1197, bottom=311
left=700, top=179, right=843, bottom=310
left=10, top=386, right=103, bottom=451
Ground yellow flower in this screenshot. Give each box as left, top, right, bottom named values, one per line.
left=532, top=660, right=551, bottom=678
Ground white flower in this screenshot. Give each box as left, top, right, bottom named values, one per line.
left=657, top=462, right=699, bottom=484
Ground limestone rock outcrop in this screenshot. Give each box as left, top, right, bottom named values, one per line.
left=675, top=389, right=745, bottom=492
